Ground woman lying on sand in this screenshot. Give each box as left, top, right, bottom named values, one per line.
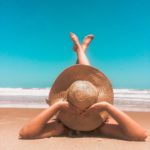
left=19, top=33, right=148, bottom=141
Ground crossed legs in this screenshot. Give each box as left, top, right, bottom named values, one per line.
left=70, top=32, right=94, bottom=65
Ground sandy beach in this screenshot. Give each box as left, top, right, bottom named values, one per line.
left=0, top=108, right=150, bottom=150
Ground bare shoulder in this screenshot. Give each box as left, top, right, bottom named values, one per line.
left=98, top=117, right=127, bottom=140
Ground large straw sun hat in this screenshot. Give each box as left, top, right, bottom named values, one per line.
left=47, top=64, right=114, bottom=131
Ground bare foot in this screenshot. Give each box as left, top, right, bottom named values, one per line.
left=72, top=34, right=94, bottom=53
left=70, top=32, right=82, bottom=52
left=82, top=34, right=94, bottom=53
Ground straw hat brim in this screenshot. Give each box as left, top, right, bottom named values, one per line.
left=48, top=64, right=113, bottom=104
left=47, top=64, right=114, bottom=131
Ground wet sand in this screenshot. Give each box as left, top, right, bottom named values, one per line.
left=0, top=108, right=150, bottom=150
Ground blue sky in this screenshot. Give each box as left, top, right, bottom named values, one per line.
left=0, top=0, right=150, bottom=89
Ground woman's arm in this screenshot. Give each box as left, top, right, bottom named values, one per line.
left=19, top=102, right=62, bottom=139
left=105, top=102, right=148, bottom=140
left=84, top=102, right=148, bottom=141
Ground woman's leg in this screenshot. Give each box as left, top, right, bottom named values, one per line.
left=70, top=32, right=94, bottom=65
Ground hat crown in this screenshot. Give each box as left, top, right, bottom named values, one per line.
left=67, top=80, right=98, bottom=110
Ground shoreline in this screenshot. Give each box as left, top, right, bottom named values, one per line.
left=1, top=88, right=150, bottom=111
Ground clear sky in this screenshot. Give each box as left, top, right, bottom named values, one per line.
left=0, top=0, right=150, bottom=89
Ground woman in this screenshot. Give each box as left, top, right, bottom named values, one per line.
left=19, top=33, right=147, bottom=141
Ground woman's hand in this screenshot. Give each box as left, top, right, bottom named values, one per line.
left=57, top=101, right=82, bottom=115
left=81, top=101, right=109, bottom=116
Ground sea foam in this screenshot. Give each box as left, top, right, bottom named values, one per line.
left=0, top=88, right=150, bottom=111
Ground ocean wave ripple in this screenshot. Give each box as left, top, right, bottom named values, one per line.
left=0, top=88, right=150, bottom=111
